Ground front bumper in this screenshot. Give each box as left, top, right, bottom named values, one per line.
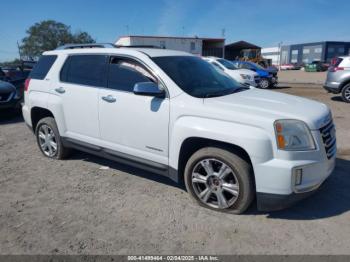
left=254, top=125, right=336, bottom=211
left=323, top=81, right=341, bottom=94
left=257, top=190, right=319, bottom=211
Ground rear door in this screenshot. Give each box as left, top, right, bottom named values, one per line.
left=57, top=54, right=108, bottom=141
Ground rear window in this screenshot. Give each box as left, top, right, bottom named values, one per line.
left=30, top=55, right=57, bottom=80
left=60, top=55, right=108, bottom=87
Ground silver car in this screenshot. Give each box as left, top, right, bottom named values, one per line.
left=324, top=56, right=350, bottom=103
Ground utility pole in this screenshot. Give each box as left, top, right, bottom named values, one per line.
left=278, top=41, right=283, bottom=71
left=17, top=41, right=22, bottom=60
left=221, top=28, right=226, bottom=58
left=125, top=25, right=129, bottom=35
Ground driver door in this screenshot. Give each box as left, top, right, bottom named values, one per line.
left=98, top=56, right=169, bottom=165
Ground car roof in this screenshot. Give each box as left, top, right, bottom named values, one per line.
left=44, top=47, right=193, bottom=58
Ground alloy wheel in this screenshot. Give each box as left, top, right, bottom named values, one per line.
left=344, top=86, right=350, bottom=102
left=191, top=158, right=240, bottom=209
left=38, top=124, right=58, bottom=157
left=260, top=79, right=269, bottom=89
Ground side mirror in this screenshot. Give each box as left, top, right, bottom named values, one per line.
left=133, top=82, right=165, bottom=98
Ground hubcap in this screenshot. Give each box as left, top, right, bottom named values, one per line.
left=345, top=87, right=350, bottom=101
left=38, top=125, right=57, bottom=157
left=260, top=79, right=269, bottom=89
left=191, top=158, right=240, bottom=209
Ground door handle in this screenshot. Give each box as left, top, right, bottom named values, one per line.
left=55, top=87, right=65, bottom=94
left=102, top=95, right=116, bottom=103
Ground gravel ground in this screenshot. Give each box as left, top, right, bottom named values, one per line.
left=0, top=85, right=349, bottom=255
left=278, top=70, right=327, bottom=85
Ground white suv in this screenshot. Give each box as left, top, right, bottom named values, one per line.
left=22, top=44, right=336, bottom=213
left=203, top=57, right=260, bottom=87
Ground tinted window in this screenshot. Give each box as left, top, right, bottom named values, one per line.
left=60, top=55, right=108, bottom=87
left=152, top=56, right=244, bottom=98
left=108, top=57, right=156, bottom=92
left=30, top=55, right=57, bottom=80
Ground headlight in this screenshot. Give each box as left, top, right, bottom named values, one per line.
left=274, top=120, right=316, bottom=151
left=240, top=74, right=252, bottom=80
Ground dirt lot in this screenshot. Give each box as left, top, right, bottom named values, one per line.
left=278, top=70, right=327, bottom=85
left=0, top=84, right=349, bottom=255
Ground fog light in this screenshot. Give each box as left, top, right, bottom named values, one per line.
left=294, top=168, right=303, bottom=186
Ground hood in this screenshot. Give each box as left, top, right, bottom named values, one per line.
left=203, top=88, right=330, bottom=130
left=236, top=68, right=258, bottom=76
left=0, top=80, right=15, bottom=94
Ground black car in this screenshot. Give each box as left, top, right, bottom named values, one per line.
left=0, top=79, right=24, bottom=110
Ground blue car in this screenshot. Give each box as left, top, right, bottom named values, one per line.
left=231, top=61, right=278, bottom=89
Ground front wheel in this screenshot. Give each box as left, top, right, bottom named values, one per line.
left=259, top=78, right=270, bottom=89
left=341, top=84, right=350, bottom=103
left=184, top=147, right=255, bottom=214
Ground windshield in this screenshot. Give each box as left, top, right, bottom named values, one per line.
left=152, top=56, right=245, bottom=98
left=217, top=59, right=237, bottom=70
left=248, top=62, right=265, bottom=70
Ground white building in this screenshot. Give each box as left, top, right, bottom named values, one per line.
left=261, top=47, right=280, bottom=66
left=115, top=35, right=225, bottom=57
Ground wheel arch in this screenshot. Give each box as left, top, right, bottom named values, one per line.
left=339, top=78, right=350, bottom=91
left=30, top=107, right=54, bottom=132
left=176, top=137, right=254, bottom=185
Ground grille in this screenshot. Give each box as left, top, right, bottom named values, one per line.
left=0, top=92, right=13, bottom=102
left=319, top=120, right=336, bottom=159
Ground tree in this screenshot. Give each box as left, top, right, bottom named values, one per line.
left=20, top=20, right=95, bottom=60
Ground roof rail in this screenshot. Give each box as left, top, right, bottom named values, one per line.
left=116, top=45, right=162, bottom=49
left=55, top=43, right=116, bottom=50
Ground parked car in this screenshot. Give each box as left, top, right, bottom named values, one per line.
left=280, top=63, right=301, bottom=70
left=232, top=61, right=278, bottom=89
left=203, top=57, right=260, bottom=87
left=324, top=56, right=350, bottom=102
left=23, top=44, right=336, bottom=214
left=305, top=61, right=329, bottom=72
left=0, top=80, right=24, bottom=109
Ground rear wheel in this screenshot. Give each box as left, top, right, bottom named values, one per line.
left=184, top=147, right=255, bottom=214
left=35, top=117, right=70, bottom=159
left=341, top=84, right=350, bottom=103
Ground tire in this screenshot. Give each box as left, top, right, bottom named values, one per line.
left=35, top=117, right=71, bottom=159
left=341, top=84, right=350, bottom=103
left=184, top=147, right=255, bottom=214
left=259, top=78, right=270, bottom=89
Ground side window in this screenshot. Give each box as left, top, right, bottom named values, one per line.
left=107, top=57, right=156, bottom=92
left=30, top=55, right=57, bottom=80
left=60, top=55, right=108, bottom=87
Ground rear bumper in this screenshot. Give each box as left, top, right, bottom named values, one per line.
left=323, top=81, right=341, bottom=93
left=22, top=104, right=32, bottom=128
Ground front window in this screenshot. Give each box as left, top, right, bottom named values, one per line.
left=152, top=56, right=245, bottom=98
left=217, top=59, right=237, bottom=70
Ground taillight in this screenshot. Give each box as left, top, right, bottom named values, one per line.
left=329, top=67, right=344, bottom=72
left=24, top=78, right=31, bottom=91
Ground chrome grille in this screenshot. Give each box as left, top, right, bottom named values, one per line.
left=319, top=120, right=336, bottom=159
